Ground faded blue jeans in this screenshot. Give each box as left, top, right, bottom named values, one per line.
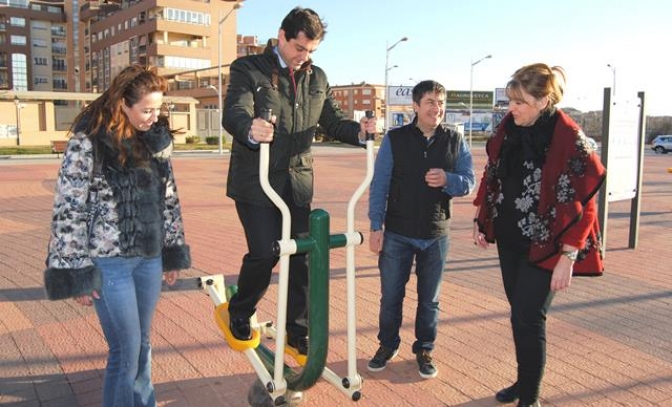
left=93, top=256, right=163, bottom=407
left=377, top=231, right=449, bottom=354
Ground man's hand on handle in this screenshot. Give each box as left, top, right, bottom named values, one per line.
left=358, top=115, right=378, bottom=142
left=249, top=115, right=277, bottom=143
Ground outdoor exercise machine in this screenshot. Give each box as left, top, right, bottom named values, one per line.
left=198, top=110, right=376, bottom=405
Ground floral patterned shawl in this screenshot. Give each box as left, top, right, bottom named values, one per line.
left=474, top=110, right=606, bottom=275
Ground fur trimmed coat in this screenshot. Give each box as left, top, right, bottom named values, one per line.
left=44, top=124, right=190, bottom=300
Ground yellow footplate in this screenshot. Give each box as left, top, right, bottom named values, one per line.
left=284, top=344, right=307, bottom=366
left=214, top=303, right=260, bottom=352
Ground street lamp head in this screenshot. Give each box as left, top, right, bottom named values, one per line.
left=472, top=54, right=492, bottom=66
left=387, top=36, right=409, bottom=51
left=13, top=95, right=19, bottom=106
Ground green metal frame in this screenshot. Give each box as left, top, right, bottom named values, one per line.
left=250, top=208, right=350, bottom=391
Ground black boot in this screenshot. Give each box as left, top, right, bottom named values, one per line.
left=496, top=382, right=519, bottom=403
left=230, top=317, right=252, bottom=341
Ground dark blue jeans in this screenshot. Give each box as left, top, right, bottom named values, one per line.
left=497, top=245, right=555, bottom=404
left=377, top=231, right=449, bottom=354
left=93, top=256, right=163, bottom=407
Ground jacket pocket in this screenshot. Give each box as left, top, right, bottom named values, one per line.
left=307, top=87, right=326, bottom=125
left=290, top=152, right=314, bottom=206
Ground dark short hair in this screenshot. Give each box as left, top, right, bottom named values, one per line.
left=280, top=7, right=327, bottom=41
left=412, top=80, right=446, bottom=105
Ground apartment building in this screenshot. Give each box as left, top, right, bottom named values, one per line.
left=0, top=0, right=242, bottom=94
left=0, top=0, right=69, bottom=93
left=237, top=34, right=263, bottom=57
left=331, top=83, right=385, bottom=121
left=80, top=0, right=241, bottom=94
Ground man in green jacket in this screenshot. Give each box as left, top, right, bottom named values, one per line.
left=222, top=7, right=376, bottom=354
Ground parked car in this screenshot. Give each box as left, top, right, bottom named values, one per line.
left=652, top=135, right=672, bottom=154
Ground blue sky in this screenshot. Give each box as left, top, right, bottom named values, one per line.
left=235, top=0, right=670, bottom=116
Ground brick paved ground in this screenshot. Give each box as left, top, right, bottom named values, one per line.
left=1, top=145, right=671, bottom=407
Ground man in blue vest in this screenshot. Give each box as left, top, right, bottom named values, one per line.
left=367, top=80, right=475, bottom=379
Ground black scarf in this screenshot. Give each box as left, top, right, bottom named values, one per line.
left=497, top=108, right=557, bottom=179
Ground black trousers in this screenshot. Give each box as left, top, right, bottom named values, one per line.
left=497, top=245, right=555, bottom=404
left=228, top=187, right=311, bottom=339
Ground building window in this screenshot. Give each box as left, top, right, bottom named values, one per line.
left=31, top=21, right=47, bottom=30
left=51, top=25, right=66, bottom=37
left=10, top=35, right=26, bottom=46
left=52, top=38, right=66, bottom=55
left=11, top=53, right=27, bottom=91
left=0, top=71, right=8, bottom=88
left=160, top=56, right=209, bottom=70
left=34, top=57, right=47, bottom=65
left=10, top=17, right=25, bottom=27
left=33, top=76, right=48, bottom=85
left=32, top=39, right=48, bottom=48
left=164, top=8, right=210, bottom=26
left=52, top=58, right=66, bottom=71
left=1, top=0, right=28, bottom=9
left=362, top=89, right=372, bottom=95
left=53, top=77, right=67, bottom=90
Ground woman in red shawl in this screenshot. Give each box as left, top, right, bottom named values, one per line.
left=473, top=63, right=606, bottom=407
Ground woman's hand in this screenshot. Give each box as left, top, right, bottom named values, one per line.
left=473, top=221, right=489, bottom=249
left=164, top=270, right=179, bottom=286
left=74, top=290, right=100, bottom=306
left=551, top=258, right=573, bottom=291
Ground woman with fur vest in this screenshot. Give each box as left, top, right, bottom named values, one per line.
left=44, top=64, right=190, bottom=407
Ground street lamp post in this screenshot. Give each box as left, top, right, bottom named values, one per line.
left=607, top=63, right=616, bottom=96
left=167, top=102, right=175, bottom=128
left=207, top=84, right=220, bottom=140
left=217, top=2, right=242, bottom=154
left=469, top=54, right=492, bottom=147
left=384, top=36, right=407, bottom=133
left=13, top=96, right=21, bottom=147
